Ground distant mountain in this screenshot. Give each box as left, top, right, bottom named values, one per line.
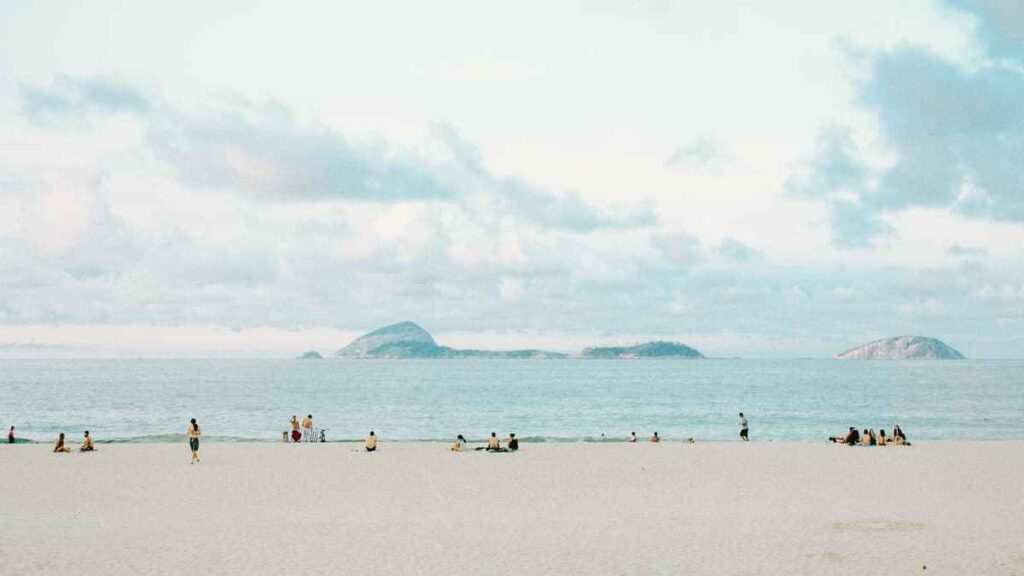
left=836, top=336, right=965, bottom=360
left=297, top=351, right=323, bottom=359
left=580, top=341, right=704, bottom=359
left=334, top=322, right=567, bottom=359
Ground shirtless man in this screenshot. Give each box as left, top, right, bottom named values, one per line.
left=188, top=419, right=202, bottom=463
left=301, top=414, right=313, bottom=443
left=486, top=432, right=500, bottom=451
left=80, top=430, right=95, bottom=452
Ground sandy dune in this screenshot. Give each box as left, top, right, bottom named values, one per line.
left=2, top=441, right=1023, bottom=575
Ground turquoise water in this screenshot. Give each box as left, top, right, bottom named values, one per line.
left=1, top=359, right=1022, bottom=443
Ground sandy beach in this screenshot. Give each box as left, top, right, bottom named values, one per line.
left=2, top=441, right=1022, bottom=575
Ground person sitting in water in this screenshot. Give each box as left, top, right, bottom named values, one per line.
left=80, top=431, right=95, bottom=452
left=629, top=431, right=637, bottom=443
left=451, top=434, right=467, bottom=452
left=54, top=432, right=71, bottom=453
left=650, top=432, right=660, bottom=443
left=877, top=428, right=887, bottom=446
left=290, top=415, right=301, bottom=442
left=507, top=433, right=518, bottom=452
left=365, top=431, right=377, bottom=452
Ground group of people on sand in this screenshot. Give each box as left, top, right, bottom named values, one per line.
left=830, top=424, right=909, bottom=446
left=451, top=432, right=519, bottom=452
left=288, top=414, right=316, bottom=442
left=52, top=431, right=95, bottom=453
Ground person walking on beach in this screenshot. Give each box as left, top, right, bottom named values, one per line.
left=739, top=412, right=749, bottom=442
left=365, top=431, right=377, bottom=452
left=290, top=415, right=301, bottom=442
left=188, top=418, right=201, bottom=463
left=80, top=431, right=95, bottom=452
left=301, top=414, right=313, bottom=443
left=7, top=426, right=14, bottom=444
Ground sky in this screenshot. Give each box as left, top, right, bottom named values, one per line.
left=1, top=0, right=1022, bottom=358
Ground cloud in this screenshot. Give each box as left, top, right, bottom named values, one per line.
left=944, top=0, right=1024, bottom=59
left=650, top=231, right=702, bottom=267
left=792, top=32, right=1024, bottom=246
left=20, top=75, right=151, bottom=123
left=947, top=244, right=987, bottom=258
left=666, top=136, right=733, bottom=172
left=713, top=238, right=760, bottom=261
left=19, top=77, right=654, bottom=232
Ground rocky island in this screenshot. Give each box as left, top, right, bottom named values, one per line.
left=835, top=336, right=965, bottom=360
left=334, top=322, right=567, bottom=359
left=579, top=341, right=704, bottom=359
left=296, top=351, right=323, bottom=359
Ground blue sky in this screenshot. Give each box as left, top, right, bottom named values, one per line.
left=0, top=0, right=1022, bottom=357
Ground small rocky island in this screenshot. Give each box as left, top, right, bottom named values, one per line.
left=333, top=321, right=705, bottom=359
left=835, top=336, right=964, bottom=360
left=334, top=322, right=566, bottom=359
left=297, top=351, right=323, bottom=359
left=579, top=341, right=704, bottom=359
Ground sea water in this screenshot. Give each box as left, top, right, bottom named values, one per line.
left=1, top=359, right=1022, bottom=443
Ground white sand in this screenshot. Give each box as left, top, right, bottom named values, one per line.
left=2, top=441, right=1023, bottom=575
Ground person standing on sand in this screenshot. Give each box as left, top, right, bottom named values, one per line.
left=365, top=431, right=377, bottom=452
left=290, top=415, right=301, bottom=442
left=80, top=431, right=95, bottom=452
left=301, top=414, right=313, bottom=443
left=739, top=412, right=749, bottom=442
left=7, top=426, right=14, bottom=444
left=650, top=432, right=660, bottom=443
left=188, top=418, right=201, bottom=463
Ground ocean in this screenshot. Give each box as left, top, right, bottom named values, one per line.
left=1, top=358, right=1022, bottom=443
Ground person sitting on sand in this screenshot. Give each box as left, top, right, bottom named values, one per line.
left=54, top=432, right=71, bottom=453
left=651, top=432, right=660, bottom=443
left=290, top=416, right=301, bottom=442
left=830, top=427, right=859, bottom=445
left=507, top=433, right=518, bottom=452
left=860, top=429, right=871, bottom=446
left=629, top=431, right=637, bottom=443
left=486, top=432, right=500, bottom=452
left=302, top=414, right=313, bottom=443
left=7, top=425, right=14, bottom=444
left=365, top=431, right=377, bottom=452
left=451, top=434, right=467, bottom=452
left=892, top=425, right=909, bottom=446
left=80, top=431, right=95, bottom=452
left=188, top=418, right=201, bottom=464
left=877, top=428, right=887, bottom=446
